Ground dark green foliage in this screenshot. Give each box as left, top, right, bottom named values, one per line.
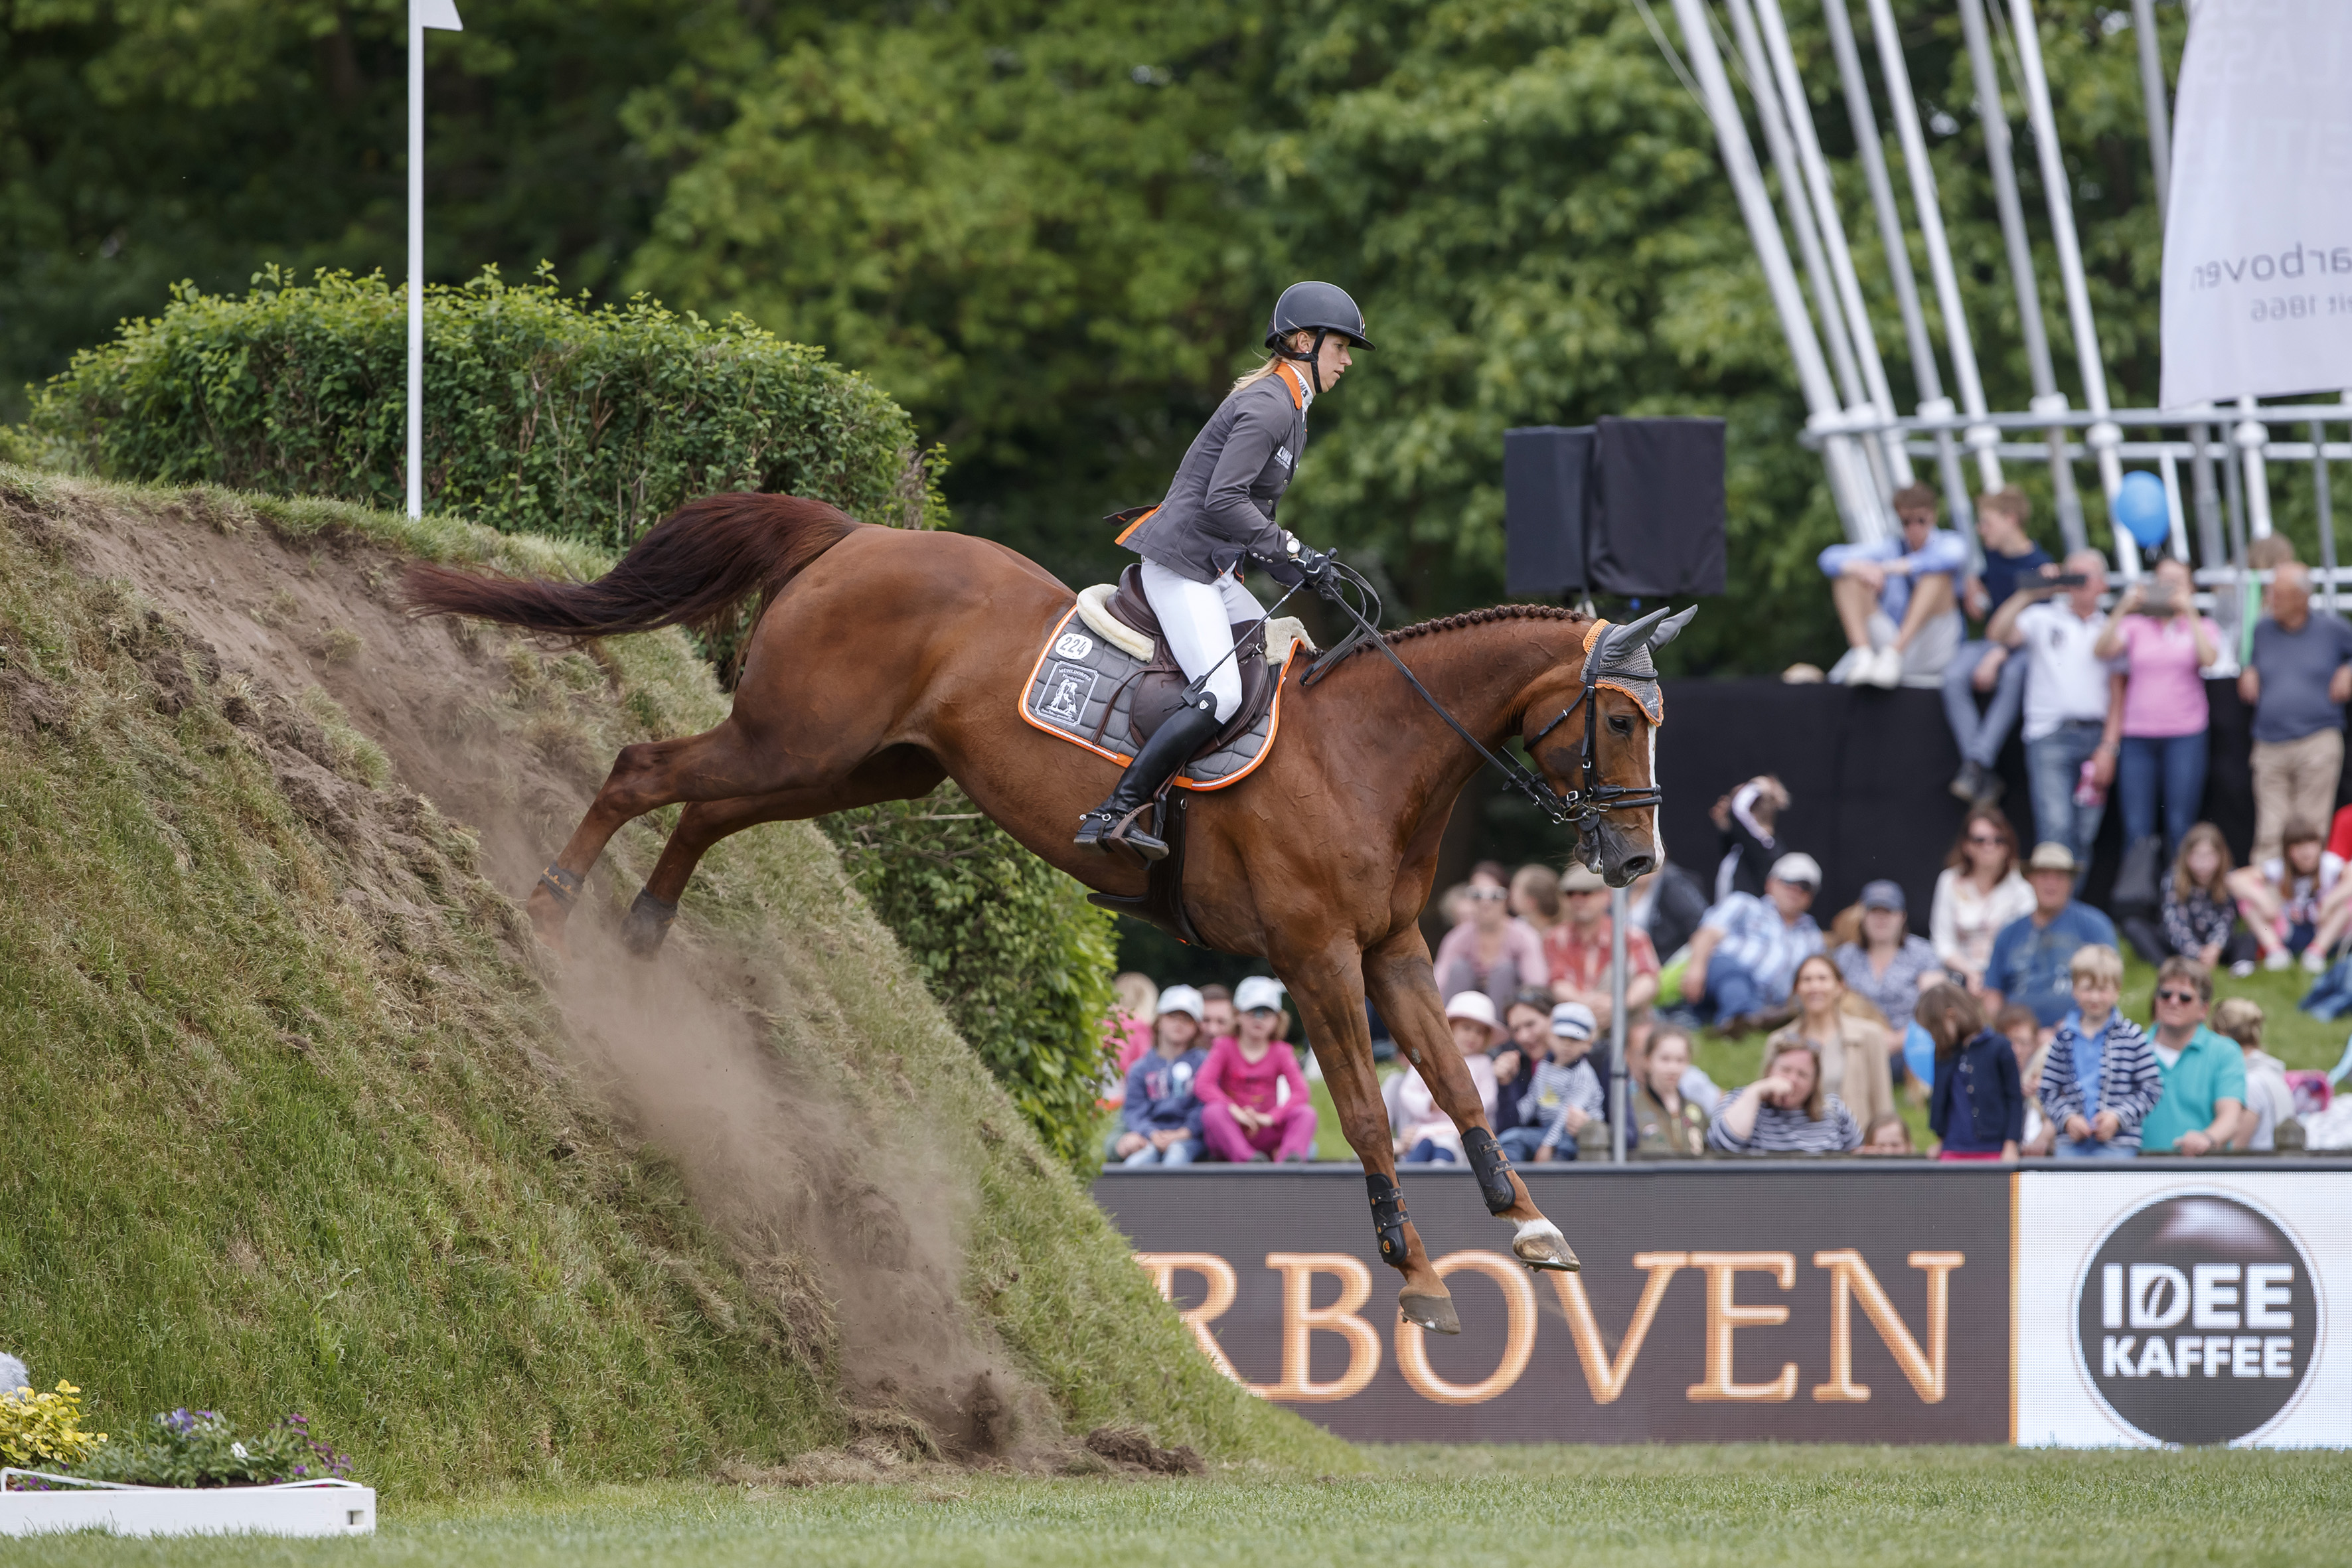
left=23, top=267, right=941, bottom=550
left=823, top=788, right=1119, bottom=1170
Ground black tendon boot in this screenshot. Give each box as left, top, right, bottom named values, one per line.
left=1074, top=696, right=1222, bottom=860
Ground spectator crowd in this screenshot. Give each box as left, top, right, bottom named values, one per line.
left=1099, top=487, right=2351, bottom=1166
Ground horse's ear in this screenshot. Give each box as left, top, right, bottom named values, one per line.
left=1605, top=605, right=1671, bottom=654
left=1648, top=605, right=1697, bottom=651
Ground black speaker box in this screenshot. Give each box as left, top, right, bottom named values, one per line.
left=1504, top=426, right=1595, bottom=595
left=1503, top=417, right=1727, bottom=599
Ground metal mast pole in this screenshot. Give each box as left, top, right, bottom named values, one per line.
left=1609, top=885, right=1630, bottom=1166
left=406, top=0, right=424, bottom=520
left=1668, top=0, right=1879, bottom=543
left=2129, top=0, right=2171, bottom=224
left=2006, top=0, right=2135, bottom=578
left=1820, top=0, right=1973, bottom=546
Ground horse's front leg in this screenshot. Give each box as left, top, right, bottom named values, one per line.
left=1362, top=927, right=1581, bottom=1274
left=1275, top=941, right=1461, bottom=1335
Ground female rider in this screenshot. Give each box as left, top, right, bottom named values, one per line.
left=1073, top=281, right=1372, bottom=858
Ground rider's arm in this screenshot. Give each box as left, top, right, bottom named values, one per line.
left=1200, top=386, right=1296, bottom=563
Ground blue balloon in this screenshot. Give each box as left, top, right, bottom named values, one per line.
left=2114, top=470, right=2171, bottom=550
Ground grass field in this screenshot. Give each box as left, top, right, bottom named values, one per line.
left=7, top=1445, right=2345, bottom=1567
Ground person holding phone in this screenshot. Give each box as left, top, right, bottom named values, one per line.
left=1988, top=551, right=2122, bottom=885
left=2094, top=555, right=2221, bottom=862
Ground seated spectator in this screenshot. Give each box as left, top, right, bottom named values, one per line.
left=1765, top=954, right=1897, bottom=1137
left=2125, top=822, right=2248, bottom=973
left=2239, top=560, right=2352, bottom=868
left=1988, top=551, right=2120, bottom=880
left=1508, top=1002, right=1608, bottom=1164
left=2037, top=945, right=2161, bottom=1160
left=1111, top=985, right=1209, bottom=1166
left=1707, top=1038, right=1864, bottom=1154
left=2229, top=820, right=2339, bottom=972
left=1103, top=971, right=1160, bottom=1107
left=1387, top=992, right=1505, bottom=1162
left=2095, top=554, right=2221, bottom=862
left=1930, top=807, right=2034, bottom=994
left=1628, top=1014, right=1723, bottom=1113
left=1710, top=775, right=1788, bottom=903
left=1434, top=862, right=1547, bottom=1009
left=2215, top=998, right=2297, bottom=1152
left=2136, top=959, right=2244, bottom=1157
left=1200, top=984, right=1237, bottom=1047
left=1834, top=880, right=1944, bottom=1035
left=1984, top=843, right=2119, bottom=1026
left=1631, top=861, right=1711, bottom=964
left=1510, top=864, right=1563, bottom=947
left=1547, top=863, right=1660, bottom=1030
left=1863, top=1114, right=1915, bottom=1154
left=1820, top=481, right=1967, bottom=688
left=1196, top=975, right=1317, bottom=1163
left=1922, top=983, right=2024, bottom=1162
left=1683, top=852, right=1825, bottom=1032
left=1942, top=486, right=2051, bottom=802
left=1495, top=990, right=1553, bottom=1139
left=1630, top=1025, right=1709, bottom=1158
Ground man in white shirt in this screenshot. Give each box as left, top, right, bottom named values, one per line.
left=1990, top=550, right=2122, bottom=888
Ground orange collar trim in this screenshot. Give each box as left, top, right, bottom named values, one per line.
left=1274, top=361, right=1308, bottom=410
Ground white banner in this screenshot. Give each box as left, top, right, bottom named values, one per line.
left=2158, top=0, right=2352, bottom=408
left=2016, top=1172, right=2347, bottom=1447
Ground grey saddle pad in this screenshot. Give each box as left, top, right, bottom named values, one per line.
left=1018, top=606, right=1282, bottom=789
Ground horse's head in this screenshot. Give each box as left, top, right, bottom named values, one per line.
left=1521, top=605, right=1694, bottom=888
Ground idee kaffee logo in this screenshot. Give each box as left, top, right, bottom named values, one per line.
left=2071, top=1191, right=2321, bottom=1446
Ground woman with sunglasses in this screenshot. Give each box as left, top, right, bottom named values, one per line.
left=1930, top=806, right=2033, bottom=994
left=1433, top=862, right=1548, bottom=1013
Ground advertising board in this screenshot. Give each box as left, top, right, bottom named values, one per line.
left=1095, top=1164, right=2351, bottom=1446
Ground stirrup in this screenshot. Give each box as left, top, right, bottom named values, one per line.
left=1075, top=802, right=1167, bottom=861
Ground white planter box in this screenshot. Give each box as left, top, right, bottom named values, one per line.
left=0, top=1470, right=374, bottom=1537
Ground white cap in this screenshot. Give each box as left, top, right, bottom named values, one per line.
left=1769, top=852, right=1822, bottom=889
left=1549, top=1001, right=1597, bottom=1042
left=1235, top=975, right=1286, bottom=1014
left=1156, top=984, right=1206, bottom=1022
left=1444, top=990, right=1502, bottom=1041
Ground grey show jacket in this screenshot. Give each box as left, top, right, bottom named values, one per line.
left=1117, top=364, right=1308, bottom=584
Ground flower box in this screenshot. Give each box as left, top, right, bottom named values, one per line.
left=0, top=1470, right=374, bottom=1537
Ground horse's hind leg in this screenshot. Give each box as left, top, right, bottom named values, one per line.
left=621, top=746, right=948, bottom=956
left=1277, top=942, right=1460, bottom=1335
left=1362, top=927, right=1580, bottom=1273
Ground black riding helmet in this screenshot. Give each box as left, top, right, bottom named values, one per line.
left=1265, top=281, right=1372, bottom=393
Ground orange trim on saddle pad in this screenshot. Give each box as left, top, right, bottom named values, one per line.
left=1580, top=618, right=1664, bottom=726
left=1016, top=605, right=1288, bottom=791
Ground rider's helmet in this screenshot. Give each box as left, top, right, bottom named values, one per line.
left=1265, top=281, right=1375, bottom=353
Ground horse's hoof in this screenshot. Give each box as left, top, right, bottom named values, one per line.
left=1399, top=1289, right=1460, bottom=1336
left=620, top=890, right=678, bottom=958
left=1512, top=1217, right=1581, bottom=1273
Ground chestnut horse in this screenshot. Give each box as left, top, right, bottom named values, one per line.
left=407, top=493, right=1682, bottom=1335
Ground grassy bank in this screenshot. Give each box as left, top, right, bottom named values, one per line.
left=3, top=1445, right=2341, bottom=1566
left=0, top=465, right=1349, bottom=1492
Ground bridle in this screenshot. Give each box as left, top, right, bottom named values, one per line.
left=1301, top=563, right=1678, bottom=856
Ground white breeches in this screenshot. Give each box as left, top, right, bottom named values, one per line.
left=1139, top=558, right=1262, bottom=722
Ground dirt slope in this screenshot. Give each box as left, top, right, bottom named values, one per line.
left=0, top=467, right=1352, bottom=1489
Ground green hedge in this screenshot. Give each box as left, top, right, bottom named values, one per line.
left=20, top=266, right=943, bottom=550
left=823, top=787, right=1118, bottom=1170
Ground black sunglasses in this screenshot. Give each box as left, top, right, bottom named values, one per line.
left=2156, top=988, right=2201, bottom=1004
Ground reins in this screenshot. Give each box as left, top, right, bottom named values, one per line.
left=1302, top=562, right=1664, bottom=839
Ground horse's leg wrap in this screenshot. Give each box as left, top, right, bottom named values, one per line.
left=537, top=863, right=584, bottom=908
left=1366, top=1172, right=1411, bottom=1269
left=1462, top=1127, right=1517, bottom=1215
left=620, top=890, right=678, bottom=957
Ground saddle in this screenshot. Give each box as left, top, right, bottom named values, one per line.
left=1094, top=564, right=1279, bottom=754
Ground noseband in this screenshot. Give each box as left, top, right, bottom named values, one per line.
left=1305, top=570, right=1664, bottom=860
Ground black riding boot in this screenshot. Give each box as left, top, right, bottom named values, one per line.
left=1075, top=697, right=1222, bottom=860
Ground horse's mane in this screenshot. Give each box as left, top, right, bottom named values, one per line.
left=1383, top=603, right=1593, bottom=645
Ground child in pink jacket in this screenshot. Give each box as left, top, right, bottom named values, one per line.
left=1195, top=975, right=1318, bottom=1162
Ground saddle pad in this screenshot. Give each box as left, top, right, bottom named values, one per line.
left=1018, top=605, right=1287, bottom=789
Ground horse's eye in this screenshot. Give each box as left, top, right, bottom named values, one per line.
left=1608, top=715, right=1634, bottom=736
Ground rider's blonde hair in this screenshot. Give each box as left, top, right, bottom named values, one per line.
left=1231, top=330, right=1318, bottom=394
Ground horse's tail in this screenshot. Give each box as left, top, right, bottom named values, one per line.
left=402, top=493, right=863, bottom=641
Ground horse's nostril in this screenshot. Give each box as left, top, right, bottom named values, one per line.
left=1616, top=854, right=1656, bottom=882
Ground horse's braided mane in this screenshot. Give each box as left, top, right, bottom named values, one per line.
left=1383, top=603, right=1593, bottom=645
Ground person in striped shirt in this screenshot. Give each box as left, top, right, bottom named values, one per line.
left=1707, top=1038, right=1863, bottom=1155
left=2037, top=943, right=2163, bottom=1158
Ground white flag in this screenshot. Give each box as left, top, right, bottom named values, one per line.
left=422, top=0, right=463, bottom=29
left=2158, top=0, right=2352, bottom=407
